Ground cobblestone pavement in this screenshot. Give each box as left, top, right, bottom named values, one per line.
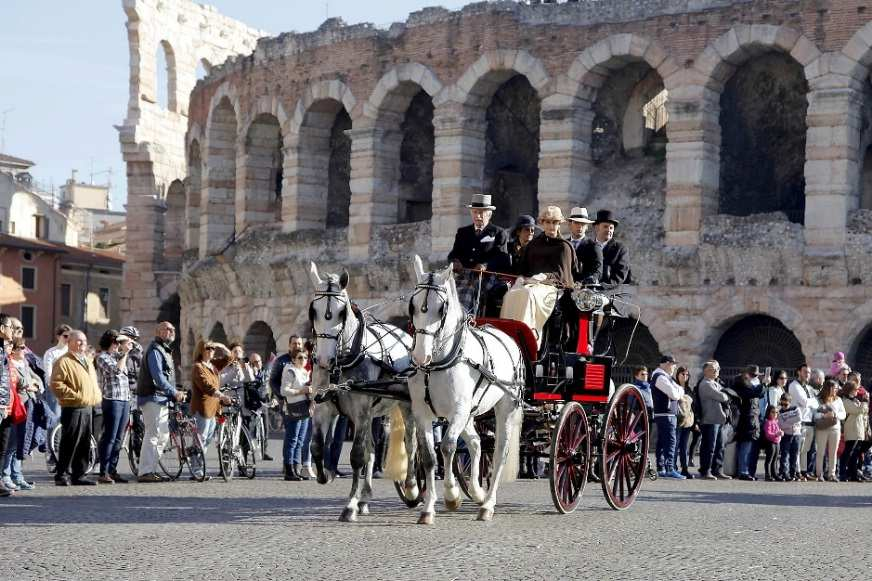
left=3, top=442, right=872, bottom=580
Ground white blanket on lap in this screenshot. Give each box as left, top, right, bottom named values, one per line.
left=499, top=279, right=559, bottom=346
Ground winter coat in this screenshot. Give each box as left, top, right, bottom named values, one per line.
left=841, top=396, right=869, bottom=441
left=732, top=374, right=764, bottom=442
left=698, top=377, right=729, bottom=425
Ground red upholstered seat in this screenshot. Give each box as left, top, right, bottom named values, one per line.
left=475, top=317, right=538, bottom=360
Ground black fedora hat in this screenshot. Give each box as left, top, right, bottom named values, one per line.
left=594, top=209, right=620, bottom=226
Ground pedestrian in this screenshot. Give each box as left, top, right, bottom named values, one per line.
left=777, top=393, right=802, bottom=481
left=136, top=322, right=185, bottom=483
left=829, top=351, right=847, bottom=379
left=788, top=365, right=817, bottom=480
left=50, top=330, right=102, bottom=486
left=119, top=326, right=143, bottom=396
left=839, top=380, right=870, bottom=482
left=813, top=379, right=846, bottom=482
left=190, top=340, right=232, bottom=462
left=674, top=366, right=698, bottom=479
left=0, top=313, right=17, bottom=497
left=650, top=355, right=685, bottom=479
left=42, top=324, right=71, bottom=421
left=94, top=330, right=132, bottom=484
left=761, top=405, right=783, bottom=481
left=247, top=353, right=273, bottom=461
left=2, top=337, right=41, bottom=491
left=733, top=365, right=765, bottom=481
left=697, top=360, right=731, bottom=480
left=632, top=366, right=653, bottom=414
left=280, top=349, right=313, bottom=481
left=270, top=335, right=302, bottom=480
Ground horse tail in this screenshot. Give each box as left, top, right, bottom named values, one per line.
left=501, top=404, right=522, bottom=483
left=384, top=405, right=408, bottom=482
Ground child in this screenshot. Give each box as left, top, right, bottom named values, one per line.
left=762, top=405, right=784, bottom=481
left=829, top=351, right=847, bottom=378
left=632, top=366, right=657, bottom=479
left=777, top=394, right=802, bottom=481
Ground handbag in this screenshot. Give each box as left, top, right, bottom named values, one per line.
left=285, top=399, right=311, bottom=420
left=10, top=391, right=27, bottom=424
left=814, top=405, right=838, bottom=429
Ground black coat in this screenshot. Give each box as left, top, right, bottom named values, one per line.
left=732, top=375, right=764, bottom=442
left=600, top=239, right=631, bottom=285
left=447, top=223, right=509, bottom=271
left=568, top=238, right=603, bottom=284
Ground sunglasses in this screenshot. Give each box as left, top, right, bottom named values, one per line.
left=12, top=346, right=25, bottom=352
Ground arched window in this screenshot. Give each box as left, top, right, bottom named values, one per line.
left=242, top=114, right=283, bottom=227
left=156, top=40, right=177, bottom=112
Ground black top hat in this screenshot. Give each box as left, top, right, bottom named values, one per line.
left=594, top=209, right=620, bottom=226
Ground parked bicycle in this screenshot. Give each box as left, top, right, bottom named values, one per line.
left=121, top=406, right=144, bottom=476
left=47, top=423, right=98, bottom=475
left=216, top=394, right=256, bottom=482
left=242, top=380, right=277, bottom=461
left=159, top=400, right=208, bottom=482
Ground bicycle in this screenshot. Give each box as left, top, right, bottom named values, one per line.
left=216, top=395, right=257, bottom=482
left=121, top=406, right=144, bottom=476
left=47, top=424, right=98, bottom=475
left=158, top=401, right=208, bottom=482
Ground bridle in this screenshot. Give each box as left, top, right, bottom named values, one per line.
left=408, top=273, right=450, bottom=344
left=309, top=280, right=349, bottom=342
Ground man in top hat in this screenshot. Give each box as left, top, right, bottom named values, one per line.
left=447, top=194, right=509, bottom=314
left=593, top=209, right=631, bottom=285
left=566, top=207, right=603, bottom=285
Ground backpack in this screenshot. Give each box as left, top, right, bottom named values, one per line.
left=677, top=395, right=695, bottom=428
left=690, top=379, right=703, bottom=420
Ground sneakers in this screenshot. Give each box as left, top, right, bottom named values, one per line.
left=13, top=479, right=34, bottom=490
left=662, top=470, right=686, bottom=480
left=1, top=477, right=19, bottom=491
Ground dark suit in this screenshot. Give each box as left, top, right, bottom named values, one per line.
left=447, top=223, right=509, bottom=270
left=600, top=239, right=631, bottom=285
left=567, top=237, right=603, bottom=284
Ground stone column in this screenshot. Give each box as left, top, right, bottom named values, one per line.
left=537, top=93, right=592, bottom=210
left=348, top=124, right=401, bottom=258
left=663, top=84, right=720, bottom=247
left=431, top=101, right=485, bottom=258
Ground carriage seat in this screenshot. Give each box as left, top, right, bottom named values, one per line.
left=474, top=317, right=538, bottom=361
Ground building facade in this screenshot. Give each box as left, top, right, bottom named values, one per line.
left=121, top=0, right=872, bottom=380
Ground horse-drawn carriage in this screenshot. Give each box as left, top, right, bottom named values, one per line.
left=307, top=257, right=650, bottom=524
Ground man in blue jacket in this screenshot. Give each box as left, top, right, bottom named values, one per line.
left=136, top=322, right=184, bottom=483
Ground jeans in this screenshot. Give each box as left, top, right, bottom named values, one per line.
left=698, top=423, right=724, bottom=475
left=99, top=399, right=130, bottom=476
left=760, top=440, right=779, bottom=478
left=283, top=416, right=310, bottom=466
left=737, top=440, right=758, bottom=476
left=195, top=413, right=217, bottom=453
left=301, top=416, right=312, bottom=466
left=1, top=421, right=23, bottom=482
left=57, top=406, right=93, bottom=481
left=779, top=434, right=800, bottom=478
left=654, top=416, right=677, bottom=473
left=138, top=401, right=169, bottom=476
left=675, top=426, right=694, bottom=472
left=327, top=415, right=348, bottom=472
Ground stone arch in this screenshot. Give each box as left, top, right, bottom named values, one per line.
left=157, top=39, right=178, bottom=112
left=201, top=85, right=240, bottom=256
left=208, top=321, right=229, bottom=344
left=712, top=314, right=806, bottom=376
left=850, top=322, right=872, bottom=382
left=185, top=138, right=202, bottom=253
left=243, top=320, right=277, bottom=361
left=239, top=106, right=285, bottom=230
left=164, top=180, right=185, bottom=271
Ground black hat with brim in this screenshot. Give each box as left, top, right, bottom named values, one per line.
left=594, top=209, right=620, bottom=226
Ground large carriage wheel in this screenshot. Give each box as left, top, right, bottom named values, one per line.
left=452, top=441, right=493, bottom=502
left=600, top=384, right=650, bottom=511
left=548, top=402, right=591, bottom=514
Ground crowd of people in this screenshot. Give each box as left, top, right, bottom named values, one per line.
left=632, top=354, right=871, bottom=483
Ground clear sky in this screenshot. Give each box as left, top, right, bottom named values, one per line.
left=0, top=0, right=469, bottom=211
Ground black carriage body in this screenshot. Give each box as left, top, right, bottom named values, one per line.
left=529, top=353, right=614, bottom=405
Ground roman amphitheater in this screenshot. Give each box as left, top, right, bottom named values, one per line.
left=119, top=0, right=872, bottom=381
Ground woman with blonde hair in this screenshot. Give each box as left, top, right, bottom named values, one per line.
left=191, top=340, right=231, bottom=462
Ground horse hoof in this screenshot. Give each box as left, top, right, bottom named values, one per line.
left=358, top=502, right=370, bottom=516
left=444, top=497, right=462, bottom=512
left=476, top=508, right=494, bottom=522
left=339, top=508, right=357, bottom=523
left=417, top=512, right=435, bottom=525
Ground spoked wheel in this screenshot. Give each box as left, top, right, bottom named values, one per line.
left=600, top=384, right=650, bottom=510
left=47, top=424, right=62, bottom=472
left=183, top=426, right=207, bottom=482
left=87, top=435, right=98, bottom=475
left=394, top=446, right=428, bottom=508
left=217, top=425, right=235, bottom=482
left=549, top=402, right=591, bottom=514
left=452, top=441, right=493, bottom=502
left=238, top=427, right=257, bottom=480
left=159, top=434, right=184, bottom=481
left=126, top=413, right=143, bottom=476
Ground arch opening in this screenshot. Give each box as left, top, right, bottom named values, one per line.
left=243, top=320, right=277, bottom=361
left=712, top=314, right=806, bottom=376
left=718, top=52, right=808, bottom=224
left=851, top=323, right=872, bottom=381
left=186, top=140, right=202, bottom=253
left=398, top=89, right=434, bottom=223
left=208, top=321, right=229, bottom=344
left=243, top=113, right=283, bottom=226
left=164, top=180, right=185, bottom=270
left=202, top=97, right=238, bottom=255
left=156, top=40, right=177, bottom=112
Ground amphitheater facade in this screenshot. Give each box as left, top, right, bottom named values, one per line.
left=119, top=0, right=872, bottom=381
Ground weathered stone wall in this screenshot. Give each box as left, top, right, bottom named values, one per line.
left=122, top=0, right=872, bottom=380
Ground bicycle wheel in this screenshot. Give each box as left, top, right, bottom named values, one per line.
left=47, top=423, right=62, bottom=472
left=253, top=416, right=267, bottom=460
left=159, top=433, right=184, bottom=481
left=182, top=424, right=208, bottom=482
left=217, top=424, right=235, bottom=482
left=127, top=410, right=144, bottom=476
left=87, top=436, right=99, bottom=475
left=238, top=426, right=257, bottom=480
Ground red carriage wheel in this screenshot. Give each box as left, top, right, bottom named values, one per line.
left=549, top=401, right=591, bottom=514
left=600, top=384, right=650, bottom=510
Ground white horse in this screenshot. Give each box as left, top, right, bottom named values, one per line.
left=408, top=255, right=524, bottom=523
left=307, top=263, right=419, bottom=522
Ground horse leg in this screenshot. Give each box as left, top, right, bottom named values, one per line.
left=460, top=419, right=486, bottom=505
left=415, top=414, right=438, bottom=525
left=358, top=412, right=377, bottom=517
left=402, top=405, right=419, bottom=502
left=441, top=414, right=467, bottom=511
left=477, top=401, right=521, bottom=522
left=312, top=404, right=337, bottom=485
left=339, top=411, right=371, bottom=522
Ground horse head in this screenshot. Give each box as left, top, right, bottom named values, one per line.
left=409, top=255, right=456, bottom=367
left=308, top=262, right=352, bottom=370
